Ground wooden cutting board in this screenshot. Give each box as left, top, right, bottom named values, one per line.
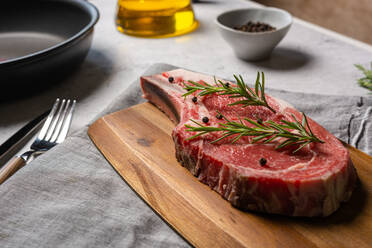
left=88, top=102, right=372, bottom=248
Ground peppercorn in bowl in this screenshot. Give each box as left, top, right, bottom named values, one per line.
left=216, top=8, right=292, bottom=61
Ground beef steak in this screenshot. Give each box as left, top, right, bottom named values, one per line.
left=140, top=69, right=357, bottom=217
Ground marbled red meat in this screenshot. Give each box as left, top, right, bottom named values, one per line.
left=140, top=69, right=357, bottom=217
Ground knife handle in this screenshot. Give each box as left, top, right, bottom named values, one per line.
left=0, top=156, right=26, bottom=184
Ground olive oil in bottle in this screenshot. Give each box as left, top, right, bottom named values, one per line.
left=116, top=0, right=198, bottom=38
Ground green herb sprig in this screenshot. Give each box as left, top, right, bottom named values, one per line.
left=355, top=63, right=372, bottom=91
left=182, top=72, right=276, bottom=113
left=185, top=112, right=324, bottom=153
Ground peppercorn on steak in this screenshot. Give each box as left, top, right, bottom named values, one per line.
left=140, top=69, right=357, bottom=217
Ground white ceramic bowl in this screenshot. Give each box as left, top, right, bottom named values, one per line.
left=216, top=8, right=292, bottom=61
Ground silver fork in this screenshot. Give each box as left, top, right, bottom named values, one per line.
left=0, top=98, right=76, bottom=184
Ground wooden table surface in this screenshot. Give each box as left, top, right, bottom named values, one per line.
left=253, top=0, right=372, bottom=45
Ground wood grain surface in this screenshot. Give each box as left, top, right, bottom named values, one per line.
left=253, top=0, right=372, bottom=45
left=88, top=102, right=372, bottom=248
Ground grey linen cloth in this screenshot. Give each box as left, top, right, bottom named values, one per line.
left=0, top=63, right=371, bottom=248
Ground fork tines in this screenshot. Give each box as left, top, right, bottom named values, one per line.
left=38, top=98, right=76, bottom=144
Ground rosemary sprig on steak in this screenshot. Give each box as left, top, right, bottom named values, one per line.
left=183, top=72, right=276, bottom=113
left=185, top=112, right=324, bottom=153
left=355, top=63, right=372, bottom=91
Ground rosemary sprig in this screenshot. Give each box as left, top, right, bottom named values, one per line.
left=355, top=63, right=372, bottom=91
left=182, top=72, right=276, bottom=113
left=185, top=112, right=324, bottom=153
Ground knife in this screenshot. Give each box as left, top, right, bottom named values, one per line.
left=0, top=109, right=50, bottom=168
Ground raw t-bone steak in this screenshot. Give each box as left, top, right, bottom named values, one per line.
left=140, top=69, right=357, bottom=217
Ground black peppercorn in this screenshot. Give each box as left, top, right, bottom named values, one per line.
left=202, top=117, right=209, bottom=123
left=225, top=82, right=230, bottom=87
left=192, top=96, right=197, bottom=103
left=168, top=76, right=174, bottom=83
left=216, top=114, right=223, bottom=120
left=257, top=118, right=263, bottom=124
left=233, top=21, right=276, bottom=33
left=259, top=158, right=267, bottom=166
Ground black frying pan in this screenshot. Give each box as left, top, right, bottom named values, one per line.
left=0, top=0, right=99, bottom=100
